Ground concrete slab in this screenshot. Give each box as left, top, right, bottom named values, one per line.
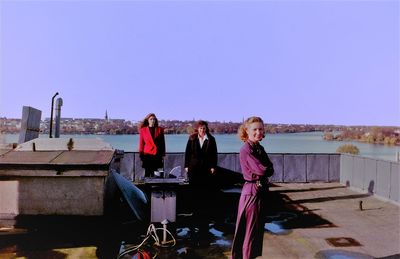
left=353, top=156, right=365, bottom=189
left=328, top=154, right=340, bottom=182
left=269, top=154, right=283, bottom=182
left=390, top=163, right=399, bottom=202
left=376, top=161, right=391, bottom=199
left=0, top=149, right=12, bottom=156
left=340, top=154, right=353, bottom=186
left=51, top=150, right=114, bottom=165
left=15, top=138, right=113, bottom=151
left=363, top=158, right=377, bottom=194
left=261, top=183, right=400, bottom=259
left=0, top=151, right=63, bottom=164
left=218, top=153, right=238, bottom=172
left=0, top=150, right=114, bottom=167
left=307, top=154, right=329, bottom=182
left=1, top=182, right=399, bottom=258
left=284, top=155, right=307, bottom=182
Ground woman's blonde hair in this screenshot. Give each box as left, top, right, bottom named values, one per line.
left=237, top=116, right=265, bottom=141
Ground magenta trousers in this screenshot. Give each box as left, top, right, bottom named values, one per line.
left=231, top=190, right=265, bottom=259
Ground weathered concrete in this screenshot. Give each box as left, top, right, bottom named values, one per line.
left=284, top=155, right=307, bottom=182
left=328, top=154, right=340, bottom=182
left=390, top=163, right=399, bottom=202
left=364, top=158, right=377, bottom=193
left=376, top=160, right=391, bottom=199
left=340, top=154, right=400, bottom=203
left=307, top=154, right=329, bottom=182
left=340, top=155, right=353, bottom=186
left=0, top=180, right=19, bottom=215
left=1, top=182, right=398, bottom=259
left=122, top=152, right=342, bottom=184
left=15, top=137, right=113, bottom=151
left=269, top=154, right=284, bottom=182
left=0, top=138, right=114, bottom=218
left=353, top=156, right=365, bottom=190
left=11, top=177, right=104, bottom=215
left=218, top=153, right=239, bottom=172
left=118, top=152, right=399, bottom=204
left=260, top=183, right=400, bottom=259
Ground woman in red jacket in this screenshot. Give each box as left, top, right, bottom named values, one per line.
left=138, top=113, right=166, bottom=177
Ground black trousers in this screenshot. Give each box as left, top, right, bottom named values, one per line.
left=141, top=154, right=163, bottom=177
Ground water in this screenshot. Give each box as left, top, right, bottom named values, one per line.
left=2, top=132, right=399, bottom=161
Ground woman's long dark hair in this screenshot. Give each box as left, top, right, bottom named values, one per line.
left=190, top=120, right=210, bottom=140
left=138, top=113, right=159, bottom=129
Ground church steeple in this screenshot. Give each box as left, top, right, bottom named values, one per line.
left=105, top=110, right=109, bottom=121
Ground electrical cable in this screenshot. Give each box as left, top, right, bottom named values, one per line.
left=117, top=223, right=176, bottom=259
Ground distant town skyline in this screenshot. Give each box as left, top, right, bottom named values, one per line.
left=0, top=0, right=398, bottom=126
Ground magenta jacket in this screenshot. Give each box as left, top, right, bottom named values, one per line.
left=231, top=141, right=274, bottom=259
left=239, top=141, right=274, bottom=195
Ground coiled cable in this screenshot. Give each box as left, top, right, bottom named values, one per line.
left=117, top=223, right=176, bottom=259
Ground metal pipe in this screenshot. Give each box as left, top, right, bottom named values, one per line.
left=49, top=92, right=59, bottom=138
left=55, top=97, right=63, bottom=138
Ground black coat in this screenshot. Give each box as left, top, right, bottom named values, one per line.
left=184, top=133, right=218, bottom=184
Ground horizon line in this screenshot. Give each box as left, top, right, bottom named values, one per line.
left=0, top=116, right=399, bottom=128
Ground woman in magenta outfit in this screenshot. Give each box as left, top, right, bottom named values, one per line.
left=231, top=116, right=274, bottom=259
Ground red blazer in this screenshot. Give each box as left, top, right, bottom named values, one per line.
left=139, top=126, right=165, bottom=156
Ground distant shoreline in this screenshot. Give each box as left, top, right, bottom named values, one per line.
left=1, top=117, right=399, bottom=135
left=2, top=132, right=398, bottom=162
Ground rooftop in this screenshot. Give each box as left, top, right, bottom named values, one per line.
left=0, top=182, right=398, bottom=258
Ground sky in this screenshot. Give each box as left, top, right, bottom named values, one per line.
left=0, top=0, right=399, bottom=126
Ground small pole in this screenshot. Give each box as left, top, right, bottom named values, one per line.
left=49, top=92, right=59, bottom=138
left=161, top=219, right=169, bottom=244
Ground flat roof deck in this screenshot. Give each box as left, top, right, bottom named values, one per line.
left=1, top=182, right=399, bottom=258
left=257, top=183, right=399, bottom=259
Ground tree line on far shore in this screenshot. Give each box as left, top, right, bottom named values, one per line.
left=1, top=117, right=399, bottom=147
left=1, top=117, right=356, bottom=135
left=323, top=127, right=400, bottom=146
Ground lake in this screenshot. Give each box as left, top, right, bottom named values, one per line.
left=2, top=132, right=399, bottom=162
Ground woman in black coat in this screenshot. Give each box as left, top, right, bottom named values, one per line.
left=184, top=120, right=218, bottom=185
left=184, top=120, right=218, bottom=239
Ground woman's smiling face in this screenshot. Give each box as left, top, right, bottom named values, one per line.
left=246, top=122, right=264, bottom=143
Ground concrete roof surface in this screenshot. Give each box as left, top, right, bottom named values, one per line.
left=259, top=183, right=400, bottom=259
left=0, top=150, right=115, bottom=165
left=14, top=137, right=113, bottom=151
left=0, top=183, right=398, bottom=259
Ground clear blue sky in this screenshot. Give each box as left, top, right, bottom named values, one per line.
left=0, top=0, right=398, bottom=126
